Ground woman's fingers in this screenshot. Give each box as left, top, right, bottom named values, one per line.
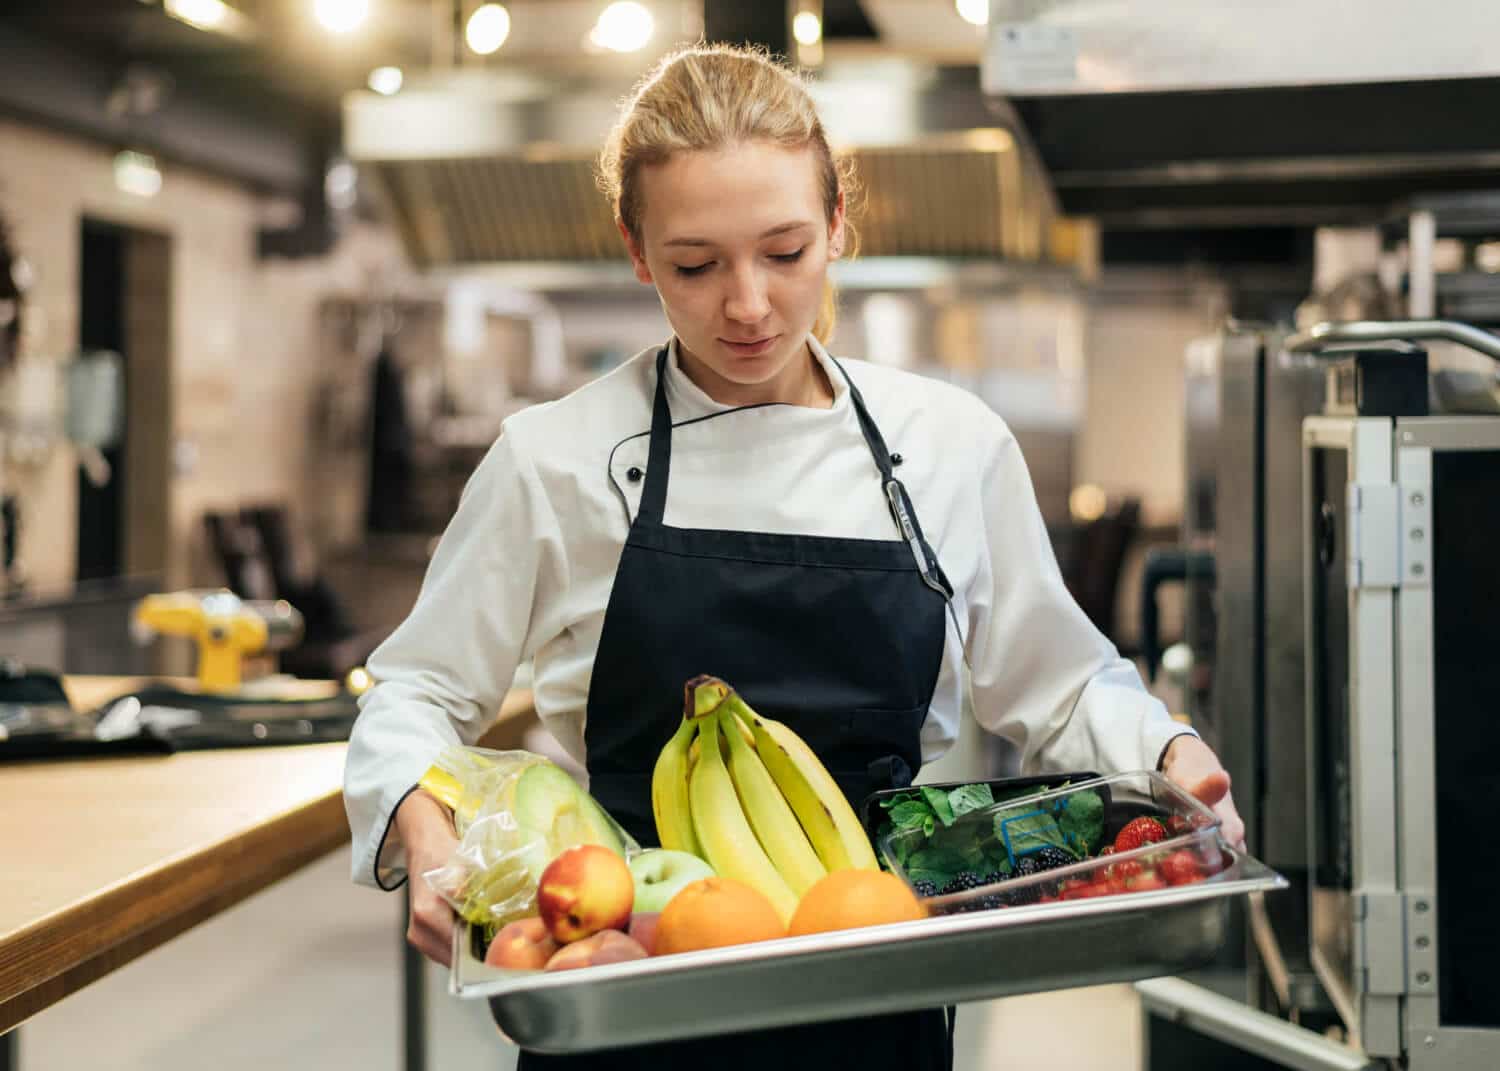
left=1184, top=768, right=1231, bottom=809
left=408, top=883, right=455, bottom=967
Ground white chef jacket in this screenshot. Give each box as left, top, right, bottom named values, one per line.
left=344, top=336, right=1193, bottom=888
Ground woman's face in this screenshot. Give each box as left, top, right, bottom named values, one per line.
left=622, top=139, right=844, bottom=404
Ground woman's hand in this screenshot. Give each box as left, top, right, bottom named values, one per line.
left=393, top=789, right=461, bottom=967
left=1160, top=734, right=1247, bottom=852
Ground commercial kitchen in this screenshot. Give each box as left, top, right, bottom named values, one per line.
left=1, top=2, right=1497, bottom=1069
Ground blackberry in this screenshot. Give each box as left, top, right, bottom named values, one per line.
left=1015, top=856, right=1042, bottom=878
left=980, top=871, right=1004, bottom=886
left=1029, top=846, right=1078, bottom=872
left=939, top=871, right=985, bottom=896
left=912, top=879, right=939, bottom=899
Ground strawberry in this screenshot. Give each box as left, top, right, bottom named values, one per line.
left=1110, top=859, right=1144, bottom=883
left=1166, top=815, right=1193, bottom=836
left=1113, top=817, right=1168, bottom=853
left=1060, top=882, right=1110, bottom=900
left=1159, top=850, right=1203, bottom=886
left=1125, top=873, right=1168, bottom=892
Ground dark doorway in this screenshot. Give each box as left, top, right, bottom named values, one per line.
left=75, top=218, right=172, bottom=584
left=77, top=219, right=126, bottom=581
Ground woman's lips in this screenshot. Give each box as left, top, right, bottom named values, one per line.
left=720, top=335, right=778, bottom=357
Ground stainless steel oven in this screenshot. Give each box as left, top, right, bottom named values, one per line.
left=1145, top=320, right=1500, bottom=1071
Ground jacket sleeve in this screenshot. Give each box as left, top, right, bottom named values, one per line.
left=343, top=427, right=571, bottom=889
left=962, top=409, right=1195, bottom=777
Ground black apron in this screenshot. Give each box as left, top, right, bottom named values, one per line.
left=519, top=347, right=954, bottom=1071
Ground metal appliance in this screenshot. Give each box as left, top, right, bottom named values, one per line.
left=1143, top=319, right=1500, bottom=1070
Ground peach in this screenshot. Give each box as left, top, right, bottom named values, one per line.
left=484, top=917, right=559, bottom=970
left=627, top=912, right=660, bottom=955
left=536, top=844, right=635, bottom=944
left=543, top=929, right=650, bottom=972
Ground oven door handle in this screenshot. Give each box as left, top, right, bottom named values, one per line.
left=1287, top=319, right=1500, bottom=362
left=1136, top=977, right=1383, bottom=1071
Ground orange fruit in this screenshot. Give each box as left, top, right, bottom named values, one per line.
left=654, top=877, right=785, bottom=954
left=787, top=870, right=926, bottom=936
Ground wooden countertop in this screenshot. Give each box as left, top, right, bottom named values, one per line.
left=0, top=676, right=535, bottom=1035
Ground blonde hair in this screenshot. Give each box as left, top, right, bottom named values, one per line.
left=598, top=43, right=856, bottom=344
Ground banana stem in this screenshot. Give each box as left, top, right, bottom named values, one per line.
left=685, top=674, right=733, bottom=720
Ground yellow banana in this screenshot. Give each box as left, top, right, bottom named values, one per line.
left=688, top=708, right=799, bottom=923
left=720, top=708, right=827, bottom=895
left=651, top=716, right=701, bottom=855
left=725, top=693, right=879, bottom=872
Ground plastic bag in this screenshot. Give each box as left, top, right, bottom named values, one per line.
left=419, top=745, right=638, bottom=933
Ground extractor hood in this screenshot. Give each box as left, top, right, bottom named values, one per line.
left=981, top=0, right=1500, bottom=228
left=344, top=63, right=1057, bottom=267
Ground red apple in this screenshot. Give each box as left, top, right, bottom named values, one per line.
left=536, top=844, right=635, bottom=944
left=485, top=917, right=559, bottom=970
left=544, top=929, right=650, bottom=971
left=627, top=911, right=660, bottom=955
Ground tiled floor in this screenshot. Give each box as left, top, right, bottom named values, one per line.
left=17, top=846, right=1142, bottom=1070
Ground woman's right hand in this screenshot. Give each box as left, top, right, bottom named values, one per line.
left=393, top=788, right=461, bottom=967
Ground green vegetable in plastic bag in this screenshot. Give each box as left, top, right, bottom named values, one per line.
left=418, top=746, right=638, bottom=933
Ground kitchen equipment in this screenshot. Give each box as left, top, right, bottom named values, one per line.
left=451, top=845, right=1285, bottom=1054
left=1145, top=320, right=1500, bottom=1070
left=1295, top=320, right=1500, bottom=1066
left=131, top=589, right=303, bottom=693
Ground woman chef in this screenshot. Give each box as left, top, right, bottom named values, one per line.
left=344, top=43, right=1245, bottom=1071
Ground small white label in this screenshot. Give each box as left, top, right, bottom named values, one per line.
left=986, top=23, right=1079, bottom=92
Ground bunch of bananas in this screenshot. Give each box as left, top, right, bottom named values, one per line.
left=651, top=675, right=878, bottom=923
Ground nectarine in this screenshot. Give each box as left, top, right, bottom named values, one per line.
left=484, top=917, right=559, bottom=970
left=537, top=844, right=635, bottom=944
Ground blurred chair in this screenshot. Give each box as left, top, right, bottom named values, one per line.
left=202, top=506, right=383, bottom=681
left=1059, top=497, right=1142, bottom=651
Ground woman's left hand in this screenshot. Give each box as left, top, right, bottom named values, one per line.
left=1160, top=734, right=1247, bottom=852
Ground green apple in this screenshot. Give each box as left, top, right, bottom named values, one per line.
left=628, top=849, right=716, bottom=914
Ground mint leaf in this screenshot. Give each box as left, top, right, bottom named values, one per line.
left=1057, top=790, right=1105, bottom=856
left=920, top=786, right=956, bottom=827
left=947, top=783, right=994, bottom=819
left=887, top=800, right=934, bottom=833
left=993, top=807, right=1072, bottom=862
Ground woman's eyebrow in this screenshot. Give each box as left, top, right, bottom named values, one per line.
left=663, top=221, right=816, bottom=248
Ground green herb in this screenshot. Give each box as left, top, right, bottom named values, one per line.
left=1057, top=789, right=1105, bottom=856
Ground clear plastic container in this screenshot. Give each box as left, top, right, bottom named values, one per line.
left=877, top=771, right=1226, bottom=916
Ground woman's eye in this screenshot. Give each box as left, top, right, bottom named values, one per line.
left=771, top=248, right=806, bottom=264
left=675, top=262, right=712, bottom=277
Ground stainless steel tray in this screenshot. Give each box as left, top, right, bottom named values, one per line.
left=451, top=847, right=1286, bottom=1053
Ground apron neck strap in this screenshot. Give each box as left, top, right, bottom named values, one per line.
left=638, top=347, right=675, bottom=525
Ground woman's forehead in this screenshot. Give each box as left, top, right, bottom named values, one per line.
left=638, top=142, right=824, bottom=244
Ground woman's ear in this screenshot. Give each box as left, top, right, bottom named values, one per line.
left=618, top=220, right=654, bottom=285
left=828, top=189, right=847, bottom=259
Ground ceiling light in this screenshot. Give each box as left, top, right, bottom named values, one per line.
left=955, top=0, right=988, bottom=27
left=792, top=11, right=822, bottom=46
left=165, top=0, right=226, bottom=30
left=465, top=3, right=511, bottom=55
left=164, top=0, right=250, bottom=36
left=114, top=151, right=163, bottom=198
left=367, top=66, right=403, bottom=95
left=590, top=2, right=654, bottom=53
left=314, top=0, right=368, bottom=34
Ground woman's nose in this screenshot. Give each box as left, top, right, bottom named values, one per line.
left=723, top=265, right=770, bottom=324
